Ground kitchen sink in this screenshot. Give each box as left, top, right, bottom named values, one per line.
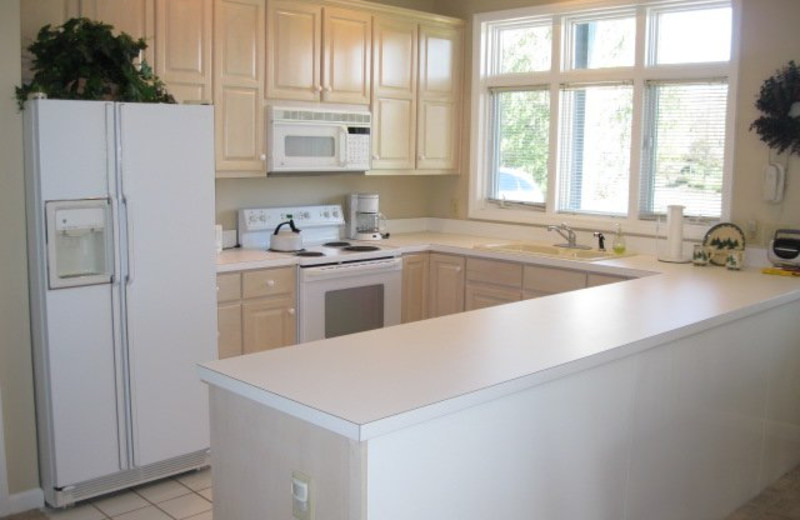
left=475, top=242, right=621, bottom=261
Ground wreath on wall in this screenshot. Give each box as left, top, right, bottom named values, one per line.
left=15, top=18, right=175, bottom=110
left=750, top=60, right=800, bottom=155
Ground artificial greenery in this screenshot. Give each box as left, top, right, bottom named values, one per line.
left=750, top=60, right=800, bottom=155
left=16, top=17, right=175, bottom=110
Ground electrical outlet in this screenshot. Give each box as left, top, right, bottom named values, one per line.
left=292, top=471, right=313, bottom=520
left=746, top=219, right=759, bottom=241
left=449, top=198, right=459, bottom=217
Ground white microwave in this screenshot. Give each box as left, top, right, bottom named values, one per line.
left=267, top=105, right=371, bottom=173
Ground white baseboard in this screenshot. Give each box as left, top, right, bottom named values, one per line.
left=2, top=487, right=44, bottom=516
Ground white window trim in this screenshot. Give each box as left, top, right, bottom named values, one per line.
left=468, top=0, right=741, bottom=240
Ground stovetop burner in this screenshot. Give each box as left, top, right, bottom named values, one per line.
left=344, top=245, right=381, bottom=252
left=295, top=251, right=326, bottom=257
left=323, top=241, right=352, bottom=247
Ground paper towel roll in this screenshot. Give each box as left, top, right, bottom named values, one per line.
left=666, top=205, right=684, bottom=260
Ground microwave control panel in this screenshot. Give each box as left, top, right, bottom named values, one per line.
left=346, top=128, right=371, bottom=170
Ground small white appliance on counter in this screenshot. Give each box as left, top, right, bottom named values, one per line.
left=768, top=229, right=800, bottom=267
left=266, top=104, right=371, bottom=173
left=24, top=99, right=217, bottom=507
left=348, top=192, right=388, bottom=240
left=238, top=205, right=401, bottom=342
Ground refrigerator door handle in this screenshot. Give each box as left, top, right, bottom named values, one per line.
left=122, top=196, right=134, bottom=285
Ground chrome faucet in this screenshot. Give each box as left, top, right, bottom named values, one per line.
left=547, top=223, right=591, bottom=250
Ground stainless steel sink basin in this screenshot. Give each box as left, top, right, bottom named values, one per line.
left=475, top=242, right=621, bottom=262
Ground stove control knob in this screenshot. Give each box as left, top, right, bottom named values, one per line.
left=324, top=211, right=330, bottom=218
left=332, top=210, right=340, bottom=218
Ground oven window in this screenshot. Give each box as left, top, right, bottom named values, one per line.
left=285, top=136, right=335, bottom=158
left=325, top=285, right=384, bottom=338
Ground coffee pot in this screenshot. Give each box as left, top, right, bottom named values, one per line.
left=348, top=193, right=387, bottom=240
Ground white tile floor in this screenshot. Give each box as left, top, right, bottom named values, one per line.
left=42, top=468, right=212, bottom=520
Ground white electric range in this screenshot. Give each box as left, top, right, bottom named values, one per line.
left=238, top=205, right=402, bottom=342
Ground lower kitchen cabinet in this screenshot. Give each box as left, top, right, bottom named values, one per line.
left=402, top=253, right=429, bottom=323
left=522, top=264, right=587, bottom=299
left=464, top=258, right=522, bottom=311
left=428, top=253, right=465, bottom=318
left=586, top=273, right=630, bottom=287
left=215, top=266, right=296, bottom=358
left=242, top=296, right=296, bottom=353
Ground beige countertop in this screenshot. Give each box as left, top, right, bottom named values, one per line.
left=201, top=231, right=800, bottom=441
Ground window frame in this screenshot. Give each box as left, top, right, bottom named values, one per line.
left=468, top=0, right=740, bottom=240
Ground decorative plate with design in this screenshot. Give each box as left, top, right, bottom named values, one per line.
left=703, top=223, right=746, bottom=266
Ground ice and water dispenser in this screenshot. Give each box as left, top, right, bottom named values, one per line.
left=45, top=200, right=112, bottom=289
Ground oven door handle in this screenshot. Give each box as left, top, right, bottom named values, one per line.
left=301, top=257, right=402, bottom=282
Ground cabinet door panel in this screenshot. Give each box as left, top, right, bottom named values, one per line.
left=428, top=254, right=464, bottom=318
left=214, top=0, right=265, bottom=176
left=586, top=273, right=628, bottom=287
left=465, top=283, right=521, bottom=311
left=402, top=253, right=429, bottom=323
left=418, top=25, right=461, bottom=99
left=373, top=98, right=415, bottom=169
left=218, top=302, right=243, bottom=359
left=218, top=87, right=261, bottom=167
left=418, top=99, right=457, bottom=170
left=373, top=17, right=417, bottom=97
left=323, top=7, right=372, bottom=104
left=155, top=0, right=212, bottom=102
left=267, top=1, right=320, bottom=101
left=82, top=0, right=155, bottom=63
left=523, top=265, right=587, bottom=294
left=242, top=297, right=296, bottom=353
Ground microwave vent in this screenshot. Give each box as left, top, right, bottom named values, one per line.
left=273, top=108, right=370, bottom=125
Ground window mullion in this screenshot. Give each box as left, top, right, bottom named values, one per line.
left=627, top=5, right=648, bottom=221
left=546, top=15, right=563, bottom=215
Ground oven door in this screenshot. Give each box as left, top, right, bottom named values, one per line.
left=269, top=122, right=347, bottom=172
left=298, top=257, right=402, bottom=343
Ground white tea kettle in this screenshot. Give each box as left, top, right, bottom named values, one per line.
left=270, top=219, right=303, bottom=252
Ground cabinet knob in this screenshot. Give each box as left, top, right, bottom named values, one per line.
left=323, top=85, right=332, bottom=92
left=314, top=85, right=323, bottom=93
left=260, top=154, right=266, bottom=161
left=287, top=308, right=295, bottom=315
left=372, top=154, right=379, bottom=160
left=267, top=280, right=275, bottom=287
left=418, top=155, right=426, bottom=161
left=216, top=285, right=219, bottom=292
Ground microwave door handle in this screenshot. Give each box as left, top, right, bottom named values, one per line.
left=339, top=126, right=348, bottom=166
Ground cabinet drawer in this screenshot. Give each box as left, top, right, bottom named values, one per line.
left=242, top=267, right=296, bottom=299
left=466, top=258, right=522, bottom=288
left=217, top=272, right=242, bottom=302
left=523, top=265, right=586, bottom=294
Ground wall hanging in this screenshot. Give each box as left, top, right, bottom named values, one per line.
left=750, top=60, right=800, bottom=155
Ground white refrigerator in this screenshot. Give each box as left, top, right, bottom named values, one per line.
left=23, top=99, right=218, bottom=507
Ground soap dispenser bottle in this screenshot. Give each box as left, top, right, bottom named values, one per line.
left=612, top=223, right=626, bottom=255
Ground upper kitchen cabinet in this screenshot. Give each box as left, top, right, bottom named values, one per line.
left=416, top=23, right=462, bottom=172
left=214, top=0, right=266, bottom=177
left=266, top=1, right=372, bottom=104
left=371, top=16, right=418, bottom=170
left=370, top=18, right=464, bottom=175
left=154, top=0, right=213, bottom=103
left=77, top=0, right=156, bottom=64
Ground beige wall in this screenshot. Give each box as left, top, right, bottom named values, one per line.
left=433, top=0, right=800, bottom=242
left=216, top=175, right=456, bottom=229
left=731, top=0, right=800, bottom=245
left=0, top=0, right=39, bottom=495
